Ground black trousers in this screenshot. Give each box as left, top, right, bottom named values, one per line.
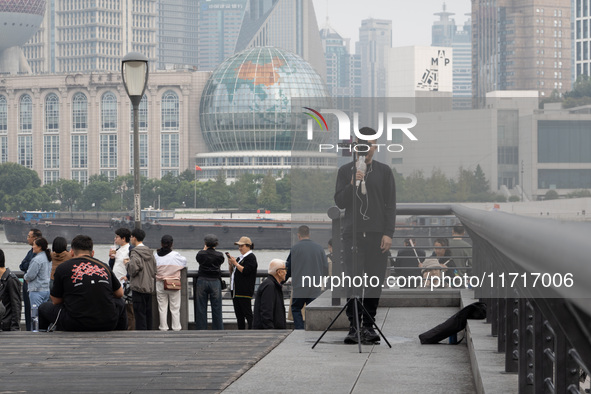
left=342, top=232, right=389, bottom=327
left=38, top=298, right=127, bottom=331
left=22, top=281, right=31, bottom=331
left=132, top=292, right=153, bottom=330
left=232, top=297, right=253, bottom=329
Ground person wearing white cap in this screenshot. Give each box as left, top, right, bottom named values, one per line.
left=227, top=236, right=258, bottom=329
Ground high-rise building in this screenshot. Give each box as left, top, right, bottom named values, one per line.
left=319, top=22, right=361, bottom=97
left=157, top=0, right=199, bottom=70
left=23, top=0, right=157, bottom=74
left=472, top=0, right=571, bottom=105
left=196, top=0, right=247, bottom=71
left=235, top=0, right=326, bottom=81
left=574, top=0, right=591, bottom=79
left=431, top=4, right=472, bottom=109
left=357, top=18, right=392, bottom=97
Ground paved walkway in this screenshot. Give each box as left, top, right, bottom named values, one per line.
left=224, top=306, right=476, bottom=393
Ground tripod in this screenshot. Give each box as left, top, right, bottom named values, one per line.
left=312, top=146, right=392, bottom=352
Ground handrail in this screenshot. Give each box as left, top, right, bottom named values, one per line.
left=451, top=204, right=591, bottom=314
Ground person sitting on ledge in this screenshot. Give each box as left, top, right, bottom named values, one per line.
left=253, top=259, right=287, bottom=329
left=39, top=235, right=127, bottom=331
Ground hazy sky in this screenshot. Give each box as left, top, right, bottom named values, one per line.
left=312, top=0, right=471, bottom=47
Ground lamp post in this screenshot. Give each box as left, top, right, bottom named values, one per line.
left=121, top=52, right=149, bottom=230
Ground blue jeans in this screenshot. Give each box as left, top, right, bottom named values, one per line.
left=291, top=297, right=316, bottom=330
left=29, top=291, right=50, bottom=308
left=195, top=278, right=223, bottom=330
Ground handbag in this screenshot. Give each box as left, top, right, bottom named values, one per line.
left=163, top=278, right=181, bottom=291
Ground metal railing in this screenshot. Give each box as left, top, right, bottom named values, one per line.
left=328, top=203, right=590, bottom=393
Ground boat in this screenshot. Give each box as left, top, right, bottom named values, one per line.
left=1, top=210, right=332, bottom=250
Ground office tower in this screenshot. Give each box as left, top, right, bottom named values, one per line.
left=235, top=0, right=326, bottom=81
left=432, top=4, right=472, bottom=109
left=23, top=0, right=157, bottom=73
left=574, top=0, right=591, bottom=79
left=357, top=18, right=392, bottom=97
left=472, top=0, right=571, bottom=105
left=158, top=0, right=199, bottom=70
left=319, top=22, right=361, bottom=97
left=197, top=0, right=247, bottom=71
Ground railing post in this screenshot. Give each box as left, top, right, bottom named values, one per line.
left=506, top=296, right=519, bottom=373
left=180, top=268, right=188, bottom=330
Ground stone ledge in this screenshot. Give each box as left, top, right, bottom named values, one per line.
left=305, top=288, right=462, bottom=331
left=462, top=290, right=518, bottom=394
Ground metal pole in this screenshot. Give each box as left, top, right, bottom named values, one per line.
left=133, top=104, right=141, bottom=230
left=194, top=164, right=197, bottom=208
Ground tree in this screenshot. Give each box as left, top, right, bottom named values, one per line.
left=257, top=173, right=280, bottom=211
left=0, top=163, right=42, bottom=210
left=231, top=172, right=260, bottom=210
left=206, top=172, right=230, bottom=209
left=48, top=179, right=83, bottom=211
left=544, top=189, right=560, bottom=200
left=472, top=165, right=490, bottom=194
left=79, top=180, right=113, bottom=210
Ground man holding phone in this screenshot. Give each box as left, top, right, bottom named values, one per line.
left=226, top=236, right=258, bottom=329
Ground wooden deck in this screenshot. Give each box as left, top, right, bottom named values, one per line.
left=0, top=330, right=290, bottom=393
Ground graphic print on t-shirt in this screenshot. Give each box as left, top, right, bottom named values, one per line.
left=71, top=262, right=109, bottom=284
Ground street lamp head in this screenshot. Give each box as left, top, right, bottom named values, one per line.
left=121, top=52, right=149, bottom=105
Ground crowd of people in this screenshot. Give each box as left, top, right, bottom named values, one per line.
left=0, top=223, right=472, bottom=334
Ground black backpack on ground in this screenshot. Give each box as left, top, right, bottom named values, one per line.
left=419, top=302, right=487, bottom=344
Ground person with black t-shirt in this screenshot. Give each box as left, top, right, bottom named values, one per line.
left=39, top=235, right=127, bottom=331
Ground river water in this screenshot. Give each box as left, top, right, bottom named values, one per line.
left=0, top=230, right=290, bottom=272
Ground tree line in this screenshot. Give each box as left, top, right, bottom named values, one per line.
left=2, top=162, right=585, bottom=214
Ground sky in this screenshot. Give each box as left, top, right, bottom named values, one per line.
left=312, top=0, right=471, bottom=47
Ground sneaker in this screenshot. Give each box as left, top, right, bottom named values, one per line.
left=361, top=327, right=380, bottom=343
left=344, top=326, right=359, bottom=344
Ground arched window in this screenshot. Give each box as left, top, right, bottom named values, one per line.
left=45, top=93, right=60, bottom=132
left=72, top=92, right=88, bottom=131
left=0, top=95, right=7, bottom=133
left=130, top=94, right=148, bottom=130
left=101, top=91, right=117, bottom=131
left=161, top=90, right=179, bottom=130
left=19, top=94, right=33, bottom=132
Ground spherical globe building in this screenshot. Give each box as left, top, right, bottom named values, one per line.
left=197, top=46, right=335, bottom=180
left=0, top=0, right=46, bottom=73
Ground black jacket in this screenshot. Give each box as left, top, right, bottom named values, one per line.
left=196, top=248, right=224, bottom=279
left=232, top=253, right=258, bottom=297
left=334, top=159, right=396, bottom=237
left=0, top=268, right=22, bottom=331
left=253, top=275, right=286, bottom=329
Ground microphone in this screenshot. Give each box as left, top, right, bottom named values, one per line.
left=356, top=156, right=366, bottom=189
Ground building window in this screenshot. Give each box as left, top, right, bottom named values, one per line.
left=161, top=90, right=179, bottom=130
left=71, top=170, right=88, bottom=185
left=72, top=92, right=88, bottom=131
left=18, top=135, right=33, bottom=168
left=101, top=91, right=117, bottom=131
left=130, top=133, right=148, bottom=176
left=0, top=95, right=7, bottom=133
left=130, top=94, right=148, bottom=130
left=45, top=93, right=59, bottom=132
left=161, top=133, right=179, bottom=169
left=19, top=95, right=33, bottom=132
left=71, top=134, right=88, bottom=169
left=100, top=134, right=117, bottom=168
left=44, top=135, right=59, bottom=169
left=0, top=136, right=7, bottom=163
left=44, top=171, right=60, bottom=184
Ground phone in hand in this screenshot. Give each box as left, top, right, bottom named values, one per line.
left=225, top=252, right=231, bottom=258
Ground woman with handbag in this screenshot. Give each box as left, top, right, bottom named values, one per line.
left=154, top=235, right=187, bottom=331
